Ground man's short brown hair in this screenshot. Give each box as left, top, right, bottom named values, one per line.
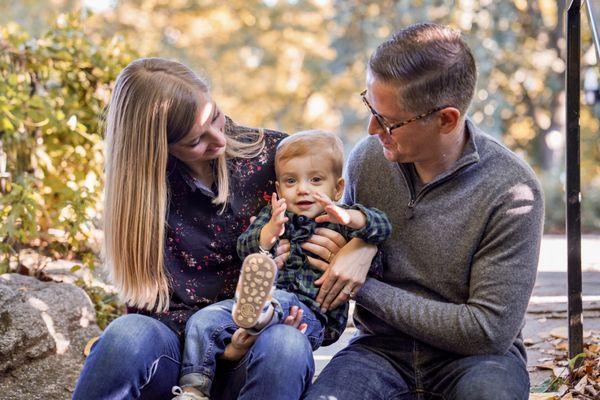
left=368, top=22, right=477, bottom=116
left=275, top=130, right=344, bottom=178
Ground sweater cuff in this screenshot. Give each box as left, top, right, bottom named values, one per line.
left=355, top=277, right=379, bottom=305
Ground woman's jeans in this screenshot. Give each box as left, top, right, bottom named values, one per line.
left=72, top=312, right=315, bottom=400
left=180, top=290, right=324, bottom=394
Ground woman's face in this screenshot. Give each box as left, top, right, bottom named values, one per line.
left=168, top=92, right=227, bottom=165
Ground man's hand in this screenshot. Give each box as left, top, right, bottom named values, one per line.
left=273, top=239, right=290, bottom=269
left=301, top=227, right=347, bottom=271
left=315, top=238, right=377, bottom=312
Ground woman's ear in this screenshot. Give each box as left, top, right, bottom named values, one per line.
left=334, top=177, right=345, bottom=202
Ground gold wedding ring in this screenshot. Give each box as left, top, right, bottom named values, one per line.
left=326, top=250, right=333, bottom=263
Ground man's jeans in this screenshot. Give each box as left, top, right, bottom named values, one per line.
left=181, top=289, right=325, bottom=393
left=304, top=332, right=530, bottom=400
left=73, top=312, right=315, bottom=400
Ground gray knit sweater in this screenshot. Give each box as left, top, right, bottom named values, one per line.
left=346, top=120, right=544, bottom=362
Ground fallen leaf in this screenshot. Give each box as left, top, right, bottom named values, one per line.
left=573, top=375, right=587, bottom=393
left=585, top=384, right=598, bottom=396
left=557, top=384, right=569, bottom=397
left=553, top=366, right=568, bottom=378
left=537, top=361, right=557, bottom=370
left=550, top=327, right=568, bottom=339
left=529, top=393, right=559, bottom=400
left=538, top=357, right=555, bottom=363
left=555, top=342, right=568, bottom=351
left=83, top=336, right=99, bottom=357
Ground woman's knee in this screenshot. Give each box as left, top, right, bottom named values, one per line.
left=97, top=314, right=169, bottom=358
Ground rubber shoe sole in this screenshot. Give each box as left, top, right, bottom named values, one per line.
left=232, top=253, right=277, bottom=329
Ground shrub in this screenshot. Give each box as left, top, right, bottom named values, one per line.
left=0, top=14, right=137, bottom=272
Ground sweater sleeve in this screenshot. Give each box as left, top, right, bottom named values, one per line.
left=356, top=179, right=544, bottom=356
left=342, top=203, right=392, bottom=245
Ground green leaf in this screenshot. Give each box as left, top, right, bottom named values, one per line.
left=568, top=353, right=586, bottom=370
left=70, top=264, right=81, bottom=273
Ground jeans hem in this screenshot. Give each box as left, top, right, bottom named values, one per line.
left=139, top=354, right=181, bottom=391
left=179, top=371, right=212, bottom=393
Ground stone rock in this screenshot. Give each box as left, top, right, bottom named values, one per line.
left=0, top=273, right=101, bottom=400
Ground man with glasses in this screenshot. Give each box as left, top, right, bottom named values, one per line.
left=305, top=22, right=543, bottom=400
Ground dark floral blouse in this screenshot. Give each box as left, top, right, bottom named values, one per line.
left=128, top=118, right=287, bottom=339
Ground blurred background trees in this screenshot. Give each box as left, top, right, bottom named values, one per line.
left=1, top=0, right=599, bottom=271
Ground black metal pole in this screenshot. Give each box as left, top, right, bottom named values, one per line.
left=565, top=0, right=584, bottom=365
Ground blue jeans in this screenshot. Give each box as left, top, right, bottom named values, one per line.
left=304, top=333, right=530, bottom=400
left=181, top=289, right=324, bottom=393
left=73, top=312, right=315, bottom=399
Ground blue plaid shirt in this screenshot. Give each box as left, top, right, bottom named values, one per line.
left=237, top=203, right=392, bottom=345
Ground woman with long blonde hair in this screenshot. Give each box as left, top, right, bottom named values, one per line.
left=72, top=58, right=349, bottom=399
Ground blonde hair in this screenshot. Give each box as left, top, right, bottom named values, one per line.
left=275, top=130, right=344, bottom=178
left=104, top=58, right=265, bottom=312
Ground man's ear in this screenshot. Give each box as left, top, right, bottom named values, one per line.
left=334, top=177, right=345, bottom=202
left=438, top=107, right=461, bottom=135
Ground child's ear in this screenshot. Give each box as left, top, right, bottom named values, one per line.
left=275, top=181, right=281, bottom=197
left=334, top=177, right=345, bottom=201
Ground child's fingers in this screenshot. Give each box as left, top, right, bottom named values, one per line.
left=299, top=323, right=308, bottom=334
left=326, top=205, right=351, bottom=225
left=314, top=215, right=331, bottom=224
left=313, top=192, right=332, bottom=206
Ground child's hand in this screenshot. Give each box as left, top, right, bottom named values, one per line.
left=314, top=192, right=351, bottom=225
left=261, top=192, right=288, bottom=248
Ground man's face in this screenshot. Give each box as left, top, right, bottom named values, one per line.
left=275, top=154, right=343, bottom=219
left=365, top=73, right=438, bottom=163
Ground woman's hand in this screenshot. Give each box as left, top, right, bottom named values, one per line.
left=300, top=227, right=347, bottom=272
left=273, top=239, right=290, bottom=269
left=315, top=238, right=377, bottom=312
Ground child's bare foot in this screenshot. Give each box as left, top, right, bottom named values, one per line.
left=221, top=328, right=256, bottom=362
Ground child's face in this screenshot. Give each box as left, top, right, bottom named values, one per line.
left=276, top=154, right=344, bottom=219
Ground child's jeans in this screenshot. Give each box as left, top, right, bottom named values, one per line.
left=180, top=289, right=325, bottom=394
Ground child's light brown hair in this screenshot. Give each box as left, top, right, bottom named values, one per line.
left=275, top=130, right=344, bottom=177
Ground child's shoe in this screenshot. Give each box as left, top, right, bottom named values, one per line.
left=171, top=386, right=209, bottom=400
left=232, top=253, right=278, bottom=329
